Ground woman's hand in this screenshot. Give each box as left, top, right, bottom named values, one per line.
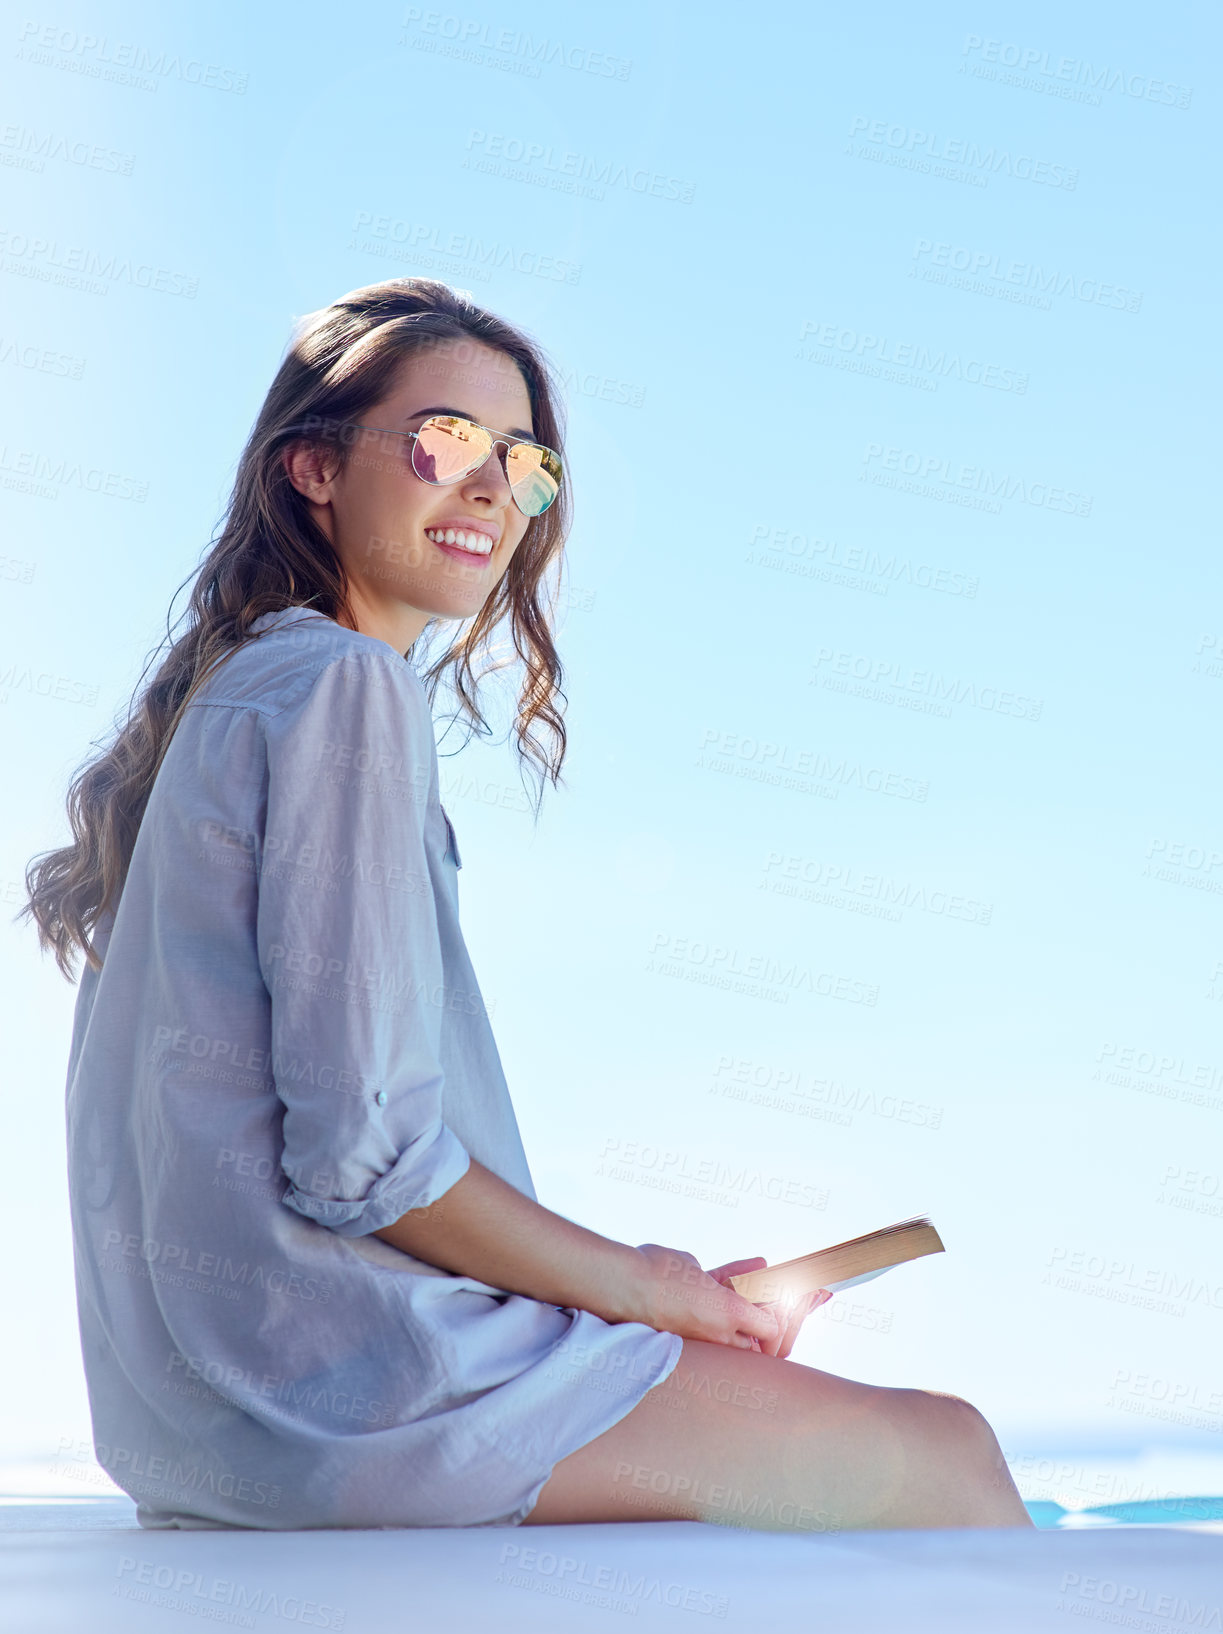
left=628, top=1244, right=782, bottom=1351
left=705, top=1256, right=833, bottom=1360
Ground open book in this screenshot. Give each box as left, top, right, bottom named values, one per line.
left=726, top=1214, right=945, bottom=1304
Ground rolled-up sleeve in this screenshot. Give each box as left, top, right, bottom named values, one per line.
left=256, top=651, right=471, bottom=1236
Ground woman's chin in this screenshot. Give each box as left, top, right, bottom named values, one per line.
left=416, top=586, right=496, bottom=622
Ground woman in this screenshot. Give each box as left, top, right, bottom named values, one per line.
left=23, top=278, right=1032, bottom=1533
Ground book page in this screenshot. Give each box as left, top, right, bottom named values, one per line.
left=821, top=1265, right=891, bottom=1294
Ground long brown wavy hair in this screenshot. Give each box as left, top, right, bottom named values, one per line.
left=19, top=277, right=573, bottom=982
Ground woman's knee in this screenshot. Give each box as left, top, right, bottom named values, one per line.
left=927, top=1390, right=1004, bottom=1451
left=522, top=1353, right=1020, bottom=1531
left=899, top=1387, right=995, bottom=1451
left=896, top=1388, right=1016, bottom=1499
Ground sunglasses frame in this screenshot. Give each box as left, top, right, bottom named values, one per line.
left=344, top=414, right=562, bottom=517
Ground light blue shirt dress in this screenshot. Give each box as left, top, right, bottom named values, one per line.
left=64, top=606, right=682, bottom=1530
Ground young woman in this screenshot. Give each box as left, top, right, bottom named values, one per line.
left=23, top=278, right=1032, bottom=1534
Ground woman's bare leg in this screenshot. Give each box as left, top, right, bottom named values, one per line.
left=522, top=1339, right=1032, bottom=1532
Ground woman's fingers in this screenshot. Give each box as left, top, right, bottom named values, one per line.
left=704, top=1256, right=767, bottom=1286
left=731, top=1286, right=837, bottom=1357
left=633, top=1245, right=804, bottom=1349
left=778, top=1290, right=817, bottom=1358
left=636, top=1248, right=833, bottom=1354
left=753, top=1287, right=833, bottom=1359
left=739, top=1300, right=781, bottom=1349
left=780, top=1288, right=833, bottom=1357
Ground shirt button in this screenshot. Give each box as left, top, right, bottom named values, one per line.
left=375, top=1091, right=388, bottom=1107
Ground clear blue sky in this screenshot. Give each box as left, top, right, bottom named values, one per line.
left=1, top=0, right=1219, bottom=1470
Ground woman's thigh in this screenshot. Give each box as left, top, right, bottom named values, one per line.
left=521, top=1338, right=1031, bottom=1533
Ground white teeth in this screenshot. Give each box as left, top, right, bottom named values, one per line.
left=427, top=527, right=493, bottom=557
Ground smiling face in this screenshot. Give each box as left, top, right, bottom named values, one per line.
left=283, top=337, right=539, bottom=654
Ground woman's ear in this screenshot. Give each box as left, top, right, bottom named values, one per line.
left=282, top=439, right=341, bottom=504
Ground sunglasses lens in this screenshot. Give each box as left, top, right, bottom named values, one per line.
left=412, top=415, right=561, bottom=516
left=506, top=443, right=562, bottom=517
left=412, top=416, right=491, bottom=485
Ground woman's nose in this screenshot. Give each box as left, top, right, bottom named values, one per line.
left=464, top=445, right=514, bottom=500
